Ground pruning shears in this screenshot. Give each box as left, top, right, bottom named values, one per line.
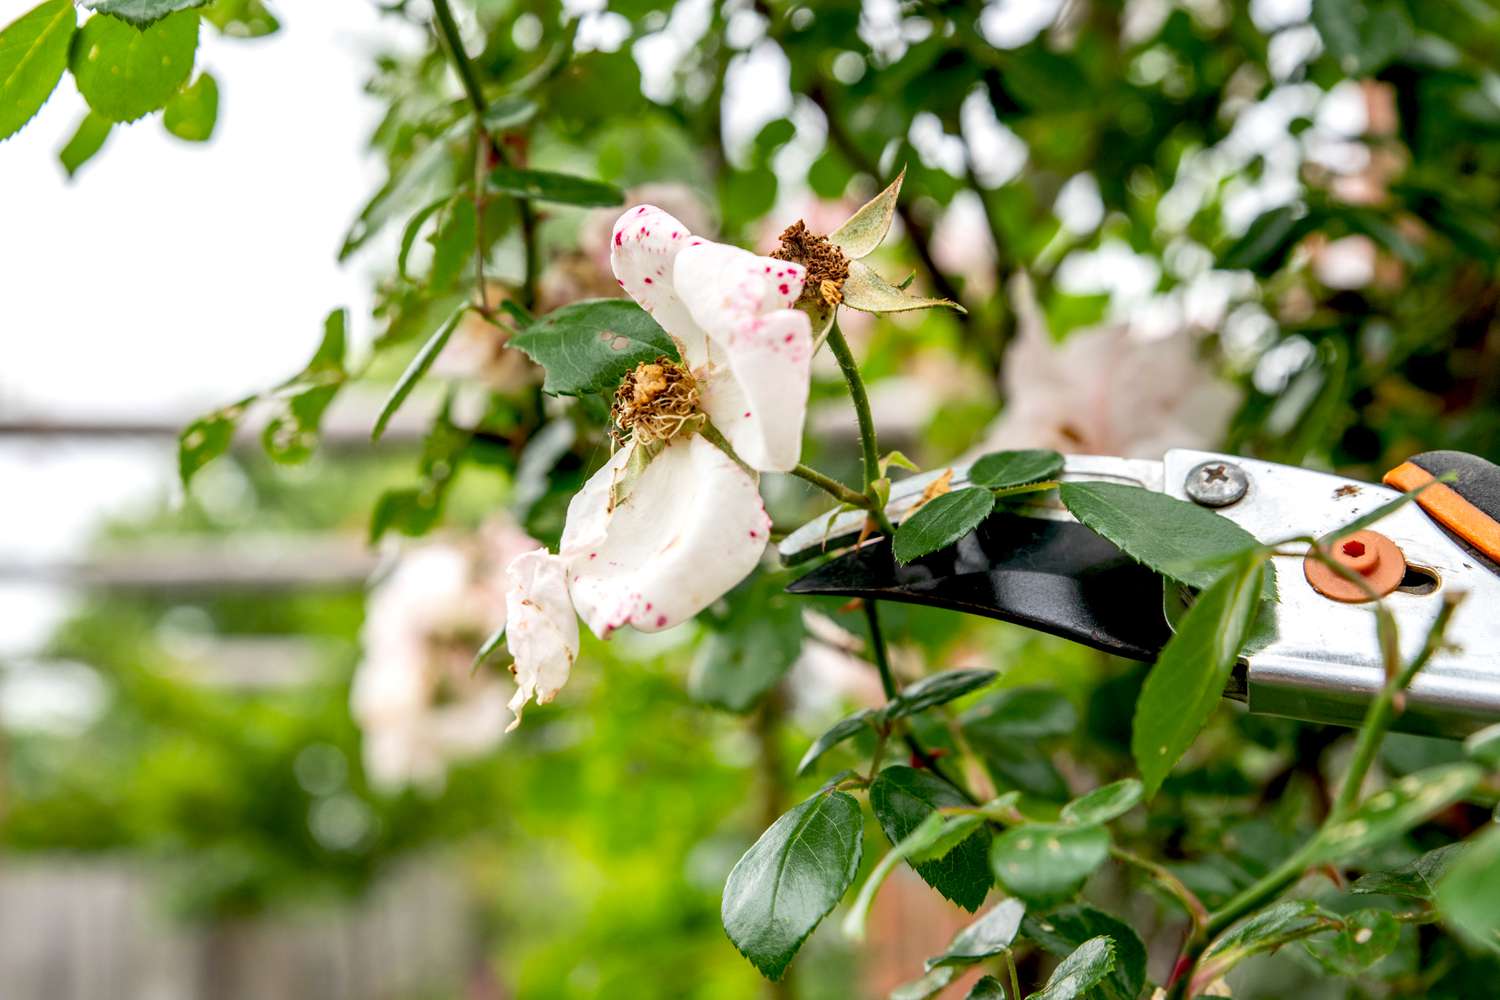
left=781, top=449, right=1500, bottom=739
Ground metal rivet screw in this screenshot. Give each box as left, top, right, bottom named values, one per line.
left=1185, top=461, right=1249, bottom=508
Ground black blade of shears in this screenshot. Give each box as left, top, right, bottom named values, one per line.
left=786, top=511, right=1173, bottom=663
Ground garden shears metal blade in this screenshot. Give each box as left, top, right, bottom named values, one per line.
left=782, top=449, right=1500, bottom=739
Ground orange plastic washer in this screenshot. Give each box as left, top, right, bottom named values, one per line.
left=1304, top=529, right=1406, bottom=603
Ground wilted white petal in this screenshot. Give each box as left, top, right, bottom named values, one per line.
left=610, top=205, right=714, bottom=365
left=673, top=243, right=813, bottom=471
left=504, top=548, right=580, bottom=730
left=567, top=434, right=770, bottom=636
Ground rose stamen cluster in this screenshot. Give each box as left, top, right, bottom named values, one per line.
left=772, top=220, right=849, bottom=308
left=610, top=356, right=700, bottom=447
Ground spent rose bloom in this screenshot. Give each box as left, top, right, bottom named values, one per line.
left=501, top=204, right=815, bottom=727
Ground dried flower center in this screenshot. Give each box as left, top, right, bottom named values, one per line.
left=611, top=357, right=701, bottom=446
left=772, top=220, right=849, bottom=308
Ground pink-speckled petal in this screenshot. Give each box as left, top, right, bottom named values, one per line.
left=503, top=548, right=580, bottom=730
left=610, top=205, right=712, bottom=366
left=672, top=243, right=813, bottom=472
left=567, top=435, right=770, bottom=637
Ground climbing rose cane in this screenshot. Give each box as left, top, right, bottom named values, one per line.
left=501, top=205, right=815, bottom=727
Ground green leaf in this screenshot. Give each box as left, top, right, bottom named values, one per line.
left=991, top=822, right=1109, bottom=906
left=261, top=308, right=348, bottom=464
left=688, top=580, right=803, bottom=714
left=842, top=259, right=965, bottom=315
left=0, top=0, right=75, bottom=142
left=721, top=789, right=864, bottom=981
left=1195, top=901, right=1341, bottom=986
left=871, top=765, right=992, bottom=911
left=1351, top=843, right=1466, bottom=899
left=1060, top=779, right=1142, bottom=827
left=1020, top=905, right=1148, bottom=1000
left=510, top=298, right=678, bottom=397
left=82, top=0, right=207, bottom=29
left=428, top=197, right=477, bottom=290
left=201, top=0, right=277, bottom=37
left=397, top=195, right=453, bottom=282
left=1312, top=0, right=1412, bottom=75
left=844, top=813, right=944, bottom=942
left=828, top=166, right=903, bottom=260
left=482, top=95, right=537, bottom=130
left=472, top=624, right=506, bottom=669
left=884, top=669, right=998, bottom=722
left=489, top=166, right=623, bottom=208
left=178, top=395, right=252, bottom=487
left=1466, top=722, right=1500, bottom=769
left=1024, top=936, right=1115, bottom=1000
left=1436, top=823, right=1500, bottom=953
left=970, top=449, right=1064, bottom=490
left=962, top=687, right=1078, bottom=743
left=57, top=110, right=111, bottom=176
left=1132, top=556, right=1268, bottom=799
left=1219, top=205, right=1312, bottom=273
left=927, top=898, right=1025, bottom=969
left=162, top=70, right=216, bottom=140
left=71, top=9, right=198, bottom=123
left=894, top=487, right=995, bottom=564
left=372, top=305, right=467, bottom=442
left=965, top=977, right=1007, bottom=1000
left=796, top=710, right=877, bottom=777
left=1309, top=762, right=1483, bottom=865
left=889, top=966, right=955, bottom=1000
left=907, top=814, right=987, bottom=865
left=1058, top=482, right=1265, bottom=589
left=1302, top=909, right=1400, bottom=975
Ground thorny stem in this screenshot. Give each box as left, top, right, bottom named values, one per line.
left=1167, top=593, right=1466, bottom=998
left=431, top=0, right=539, bottom=310
left=826, top=321, right=896, bottom=536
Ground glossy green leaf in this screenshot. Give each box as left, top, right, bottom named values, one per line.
left=489, top=166, right=623, bottom=207
left=510, top=298, right=678, bottom=396
left=1312, top=0, right=1412, bottom=75
left=871, top=765, right=992, bottom=911
left=178, top=395, right=252, bottom=487
left=962, top=687, right=1078, bottom=743
left=1058, top=482, right=1265, bottom=589
left=893, top=487, right=995, bottom=564
left=162, top=71, right=216, bottom=141
left=1060, top=779, right=1142, bottom=827
left=1302, top=909, right=1400, bottom=975
left=1020, top=905, right=1147, bottom=1000
left=82, top=0, right=206, bottom=29
left=261, top=308, right=349, bottom=464
left=970, top=449, right=1063, bottom=490
left=1133, top=555, right=1267, bottom=798
left=991, top=822, right=1109, bottom=906
left=842, top=258, right=964, bottom=315
left=796, top=709, right=877, bottom=777
left=57, top=110, right=111, bottom=176
left=1351, top=843, right=1466, bottom=899
left=1024, top=935, right=1115, bottom=1000
left=889, top=965, right=955, bottom=1000
left=907, top=814, right=987, bottom=865
left=1194, top=901, right=1341, bottom=988
left=828, top=166, right=903, bottom=259
left=884, top=669, right=998, bottom=722
left=71, top=9, right=198, bottom=123
left=396, top=195, right=453, bottom=282
left=428, top=197, right=477, bottom=290
left=0, top=0, right=75, bottom=142
left=1435, top=823, right=1500, bottom=953
left=1466, top=722, right=1500, bottom=769
left=721, top=789, right=864, bottom=981
left=965, top=977, right=1007, bottom=1000
left=1309, top=762, right=1483, bottom=865
left=927, top=898, right=1025, bottom=969
left=372, top=305, right=467, bottom=442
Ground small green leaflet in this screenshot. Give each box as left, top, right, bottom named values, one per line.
left=1302, top=909, right=1400, bottom=975
left=1309, top=762, right=1483, bottom=865
left=871, top=766, right=992, bottom=911
left=178, top=395, right=253, bottom=486
left=962, top=686, right=1077, bottom=742
left=969, top=449, right=1063, bottom=490
left=990, top=822, right=1109, bottom=906
left=1058, top=481, right=1266, bottom=589
left=1193, top=901, right=1341, bottom=990
left=260, top=307, right=349, bottom=465
left=926, top=898, right=1025, bottom=969
left=482, top=95, right=537, bottom=130
left=893, top=487, right=994, bottom=564
left=721, top=789, right=863, bottom=981
left=883, top=668, right=997, bottom=722
left=1024, top=935, right=1115, bottom=1000
left=71, top=9, right=199, bottom=123
left=82, top=0, right=207, bottom=29
left=371, top=305, right=468, bottom=442
left=58, top=111, right=111, bottom=176
left=397, top=195, right=454, bottom=282
left=827, top=166, right=903, bottom=260
left=1060, top=779, right=1142, bottom=826
left=1132, top=554, right=1268, bottom=799
left=510, top=298, right=679, bottom=396
left=0, top=0, right=75, bottom=142
left=1020, top=905, right=1147, bottom=1000
left=489, top=166, right=624, bottom=208
left=964, top=977, right=1006, bottom=1000
left=842, top=259, right=964, bottom=315
left=796, top=709, right=877, bottom=777
left=1435, top=823, right=1500, bottom=953
left=843, top=812, right=946, bottom=942
left=201, top=0, right=277, bottom=37
left=162, top=71, right=217, bottom=141
left=889, top=966, right=955, bottom=1000
left=1351, top=843, right=1466, bottom=900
